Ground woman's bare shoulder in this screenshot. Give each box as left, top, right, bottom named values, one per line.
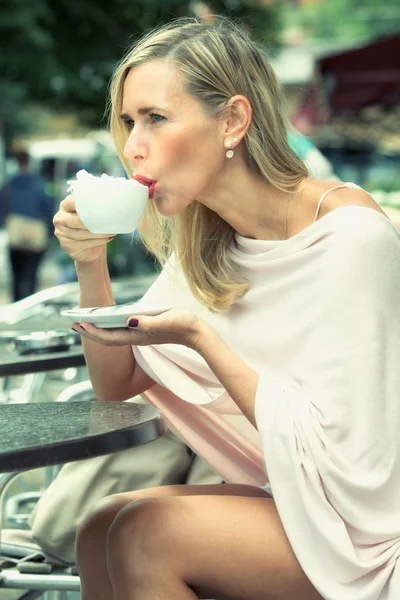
left=313, top=180, right=387, bottom=220
left=289, top=179, right=396, bottom=238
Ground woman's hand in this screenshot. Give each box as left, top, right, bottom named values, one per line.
left=53, top=195, right=115, bottom=264
left=74, top=308, right=259, bottom=427
left=72, top=309, right=204, bottom=350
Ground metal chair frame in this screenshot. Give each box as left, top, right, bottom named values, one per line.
left=0, top=380, right=95, bottom=598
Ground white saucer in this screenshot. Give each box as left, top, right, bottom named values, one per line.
left=61, top=303, right=173, bottom=328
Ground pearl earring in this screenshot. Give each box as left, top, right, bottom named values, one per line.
left=225, top=138, right=237, bottom=159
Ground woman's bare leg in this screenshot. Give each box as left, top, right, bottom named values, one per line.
left=75, top=483, right=270, bottom=600
left=105, top=492, right=323, bottom=600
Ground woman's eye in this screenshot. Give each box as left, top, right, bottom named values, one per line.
left=124, top=119, right=135, bottom=132
left=149, top=113, right=165, bottom=124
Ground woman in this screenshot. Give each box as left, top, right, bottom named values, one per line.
left=53, top=17, right=400, bottom=600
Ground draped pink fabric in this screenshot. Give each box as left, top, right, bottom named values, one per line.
left=131, top=198, right=400, bottom=599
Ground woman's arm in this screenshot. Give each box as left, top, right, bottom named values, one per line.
left=53, top=193, right=155, bottom=402
left=76, top=255, right=155, bottom=401
left=73, top=305, right=258, bottom=415
left=193, top=322, right=259, bottom=428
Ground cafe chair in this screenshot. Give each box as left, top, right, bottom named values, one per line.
left=0, top=470, right=80, bottom=599
left=0, top=528, right=80, bottom=599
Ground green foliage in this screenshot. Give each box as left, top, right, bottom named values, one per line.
left=285, top=0, right=400, bottom=44
left=0, top=0, right=281, bottom=142
left=0, top=0, right=56, bottom=140
left=207, top=0, right=281, bottom=44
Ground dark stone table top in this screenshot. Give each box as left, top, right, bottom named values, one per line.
left=0, top=345, right=86, bottom=377
left=0, top=307, right=85, bottom=376
left=0, top=275, right=157, bottom=377
left=0, top=401, right=166, bottom=472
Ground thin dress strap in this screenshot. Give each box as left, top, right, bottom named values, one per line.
left=313, top=183, right=360, bottom=224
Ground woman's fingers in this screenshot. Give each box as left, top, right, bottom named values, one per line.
left=53, top=212, right=87, bottom=231
left=57, top=233, right=114, bottom=245
left=59, top=194, right=77, bottom=213
left=72, top=322, right=145, bottom=347
left=55, top=222, right=115, bottom=240
left=72, top=310, right=201, bottom=348
left=54, top=196, right=116, bottom=240
left=57, top=234, right=115, bottom=251
left=54, top=194, right=117, bottom=264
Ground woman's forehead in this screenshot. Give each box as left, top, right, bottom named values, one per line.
left=122, top=61, right=185, bottom=113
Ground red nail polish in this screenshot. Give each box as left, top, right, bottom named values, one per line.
left=128, top=318, right=139, bottom=328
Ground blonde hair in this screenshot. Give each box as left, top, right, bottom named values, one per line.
left=109, top=17, right=308, bottom=312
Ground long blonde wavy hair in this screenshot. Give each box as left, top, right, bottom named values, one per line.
left=109, top=17, right=308, bottom=312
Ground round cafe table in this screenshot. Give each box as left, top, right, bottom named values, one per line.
left=0, top=400, right=166, bottom=474
left=0, top=400, right=166, bottom=536
left=0, top=401, right=166, bottom=592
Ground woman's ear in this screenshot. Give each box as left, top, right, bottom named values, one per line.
left=224, top=95, right=252, bottom=144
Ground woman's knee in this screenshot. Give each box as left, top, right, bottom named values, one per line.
left=75, top=487, right=177, bottom=557
left=106, top=497, right=175, bottom=573
left=75, top=494, right=131, bottom=559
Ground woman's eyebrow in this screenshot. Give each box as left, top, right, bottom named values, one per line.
left=120, top=106, right=165, bottom=119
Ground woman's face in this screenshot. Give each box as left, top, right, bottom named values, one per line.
left=121, top=59, right=227, bottom=216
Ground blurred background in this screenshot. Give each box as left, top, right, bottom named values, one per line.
left=1, top=0, right=400, bottom=305
left=0, top=6, right=399, bottom=597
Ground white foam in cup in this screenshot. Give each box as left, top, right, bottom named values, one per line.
left=68, top=170, right=149, bottom=234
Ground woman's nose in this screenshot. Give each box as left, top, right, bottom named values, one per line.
left=123, top=130, right=147, bottom=163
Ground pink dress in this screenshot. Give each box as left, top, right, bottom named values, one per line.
left=132, top=184, right=400, bottom=599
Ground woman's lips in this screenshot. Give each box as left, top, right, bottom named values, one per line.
left=133, top=175, right=157, bottom=199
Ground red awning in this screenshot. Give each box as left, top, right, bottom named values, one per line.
left=318, top=34, right=400, bottom=114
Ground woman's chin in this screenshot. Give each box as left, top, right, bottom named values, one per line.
left=153, top=191, right=193, bottom=217
left=153, top=197, right=176, bottom=217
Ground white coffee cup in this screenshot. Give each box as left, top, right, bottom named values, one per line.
left=68, top=170, right=149, bottom=234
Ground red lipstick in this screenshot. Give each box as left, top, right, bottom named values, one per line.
left=133, top=174, right=157, bottom=199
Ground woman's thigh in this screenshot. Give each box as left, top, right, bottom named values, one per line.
left=78, top=483, right=269, bottom=545
left=109, top=482, right=270, bottom=504
left=106, top=485, right=323, bottom=600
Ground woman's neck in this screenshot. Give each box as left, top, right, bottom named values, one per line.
left=199, top=162, right=297, bottom=241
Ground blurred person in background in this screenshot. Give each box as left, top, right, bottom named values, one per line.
left=0, top=150, right=54, bottom=302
